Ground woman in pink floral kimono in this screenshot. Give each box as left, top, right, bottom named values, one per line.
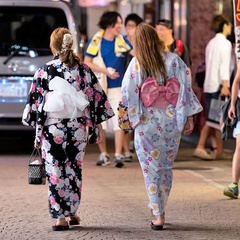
left=22, top=27, right=114, bottom=231
left=121, top=23, right=202, bottom=230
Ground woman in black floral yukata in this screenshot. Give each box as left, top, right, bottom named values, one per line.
left=22, top=27, right=114, bottom=231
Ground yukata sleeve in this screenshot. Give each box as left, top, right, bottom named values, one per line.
left=82, top=64, right=114, bottom=143
left=22, top=66, right=48, bottom=141
left=121, top=57, right=143, bottom=129
left=34, top=67, right=48, bottom=139
left=170, top=56, right=203, bottom=132
left=22, top=66, right=47, bottom=130
left=22, top=79, right=38, bottom=128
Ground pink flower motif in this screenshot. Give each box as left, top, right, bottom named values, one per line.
left=79, top=123, right=85, bottom=130
left=49, top=196, right=56, bottom=206
left=186, top=69, right=190, bottom=75
left=42, top=151, right=46, bottom=159
left=76, top=75, right=81, bottom=83
left=130, top=73, right=135, bottom=79
left=31, top=83, right=36, bottom=91
left=135, top=87, right=139, bottom=94
left=139, top=132, right=144, bottom=136
left=158, top=192, right=161, bottom=197
left=157, top=126, right=161, bottom=131
left=49, top=174, right=59, bottom=185
left=66, top=162, right=71, bottom=167
left=58, top=189, right=65, bottom=198
left=148, top=156, right=153, bottom=162
left=145, top=160, right=149, bottom=165
left=77, top=160, right=83, bottom=166
left=38, top=70, right=45, bottom=78
left=182, top=101, right=187, bottom=106
left=86, top=119, right=92, bottom=127
left=149, top=110, right=154, bottom=114
left=144, top=168, right=148, bottom=173
left=86, top=87, right=93, bottom=97
left=37, top=87, right=43, bottom=94
left=83, top=63, right=89, bottom=71
left=73, top=193, right=79, bottom=201
left=95, top=92, right=101, bottom=102
left=53, top=137, right=63, bottom=144
left=172, top=62, right=177, bottom=68
left=105, top=101, right=111, bottom=109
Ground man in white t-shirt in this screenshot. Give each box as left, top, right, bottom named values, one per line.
left=193, top=14, right=232, bottom=160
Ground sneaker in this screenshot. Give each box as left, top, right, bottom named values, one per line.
left=96, top=153, right=110, bottom=166
left=223, top=183, right=239, bottom=199
left=123, top=152, right=133, bottom=162
left=113, top=154, right=124, bottom=168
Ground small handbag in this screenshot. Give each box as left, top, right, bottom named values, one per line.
left=28, top=148, right=46, bottom=185
left=117, top=101, right=133, bottom=131
left=206, top=98, right=224, bottom=130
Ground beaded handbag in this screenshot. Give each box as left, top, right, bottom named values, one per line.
left=28, top=148, right=46, bottom=185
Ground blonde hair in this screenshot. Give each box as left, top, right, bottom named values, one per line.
left=50, top=27, right=82, bottom=67
left=133, top=23, right=167, bottom=85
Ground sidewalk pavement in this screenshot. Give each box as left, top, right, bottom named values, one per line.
left=0, top=132, right=238, bottom=240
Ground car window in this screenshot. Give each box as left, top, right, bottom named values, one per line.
left=0, top=6, right=68, bottom=57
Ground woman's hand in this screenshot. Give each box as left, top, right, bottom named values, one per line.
left=183, top=116, right=194, bottom=136
left=228, top=105, right=236, bottom=122
left=34, top=136, right=42, bottom=149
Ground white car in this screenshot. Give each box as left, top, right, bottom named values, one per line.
left=0, top=0, right=80, bottom=130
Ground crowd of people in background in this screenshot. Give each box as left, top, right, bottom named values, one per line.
left=22, top=8, right=240, bottom=232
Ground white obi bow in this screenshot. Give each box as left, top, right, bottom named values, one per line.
left=43, top=76, right=89, bottom=120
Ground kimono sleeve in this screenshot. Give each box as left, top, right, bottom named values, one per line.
left=22, top=66, right=48, bottom=137
left=22, top=80, right=38, bottom=128
left=82, top=64, right=114, bottom=143
left=121, top=57, right=143, bottom=129
left=170, top=56, right=203, bottom=132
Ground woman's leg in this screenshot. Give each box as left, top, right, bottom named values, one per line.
left=144, top=169, right=172, bottom=225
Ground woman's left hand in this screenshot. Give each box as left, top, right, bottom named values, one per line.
left=183, top=116, right=194, bottom=136
left=34, top=136, right=42, bottom=149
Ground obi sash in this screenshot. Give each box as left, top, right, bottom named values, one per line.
left=141, top=76, right=180, bottom=109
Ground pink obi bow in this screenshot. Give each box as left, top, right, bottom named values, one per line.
left=141, top=76, right=180, bottom=109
